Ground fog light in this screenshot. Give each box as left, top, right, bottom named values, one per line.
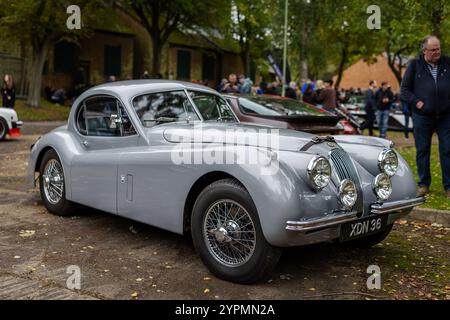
left=338, top=179, right=357, bottom=209
left=373, top=173, right=392, bottom=201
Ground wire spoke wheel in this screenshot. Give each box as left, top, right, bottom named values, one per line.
left=203, top=199, right=256, bottom=267
left=42, top=159, right=64, bottom=205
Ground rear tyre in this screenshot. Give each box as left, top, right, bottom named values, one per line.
left=39, top=149, right=76, bottom=216
left=338, top=224, right=393, bottom=248
left=0, top=118, right=8, bottom=141
left=191, top=179, right=281, bottom=284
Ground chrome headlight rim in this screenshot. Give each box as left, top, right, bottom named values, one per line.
left=307, top=156, right=331, bottom=191
left=373, top=173, right=392, bottom=201
left=338, top=179, right=357, bottom=209
left=377, top=148, right=399, bottom=177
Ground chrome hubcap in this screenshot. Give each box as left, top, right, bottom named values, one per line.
left=203, top=200, right=256, bottom=267
left=42, top=159, right=64, bottom=204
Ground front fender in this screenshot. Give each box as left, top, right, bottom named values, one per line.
left=28, top=127, right=78, bottom=200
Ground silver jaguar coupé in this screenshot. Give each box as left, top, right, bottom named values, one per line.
left=28, top=80, right=424, bottom=283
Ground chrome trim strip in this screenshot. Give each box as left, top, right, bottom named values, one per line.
left=370, top=197, right=425, bottom=214
left=286, top=211, right=357, bottom=232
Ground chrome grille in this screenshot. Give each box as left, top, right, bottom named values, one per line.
left=330, top=148, right=364, bottom=215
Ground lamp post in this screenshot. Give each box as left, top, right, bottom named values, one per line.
left=281, top=0, right=288, bottom=97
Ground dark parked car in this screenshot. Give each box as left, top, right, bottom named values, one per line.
left=225, top=94, right=357, bottom=134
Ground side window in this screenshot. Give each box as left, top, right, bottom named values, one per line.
left=189, top=91, right=236, bottom=121
left=77, top=97, right=137, bottom=137
left=118, top=102, right=137, bottom=136
left=132, top=91, right=199, bottom=127
left=76, top=96, right=120, bottom=136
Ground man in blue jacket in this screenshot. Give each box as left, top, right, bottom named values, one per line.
left=400, top=35, right=450, bottom=199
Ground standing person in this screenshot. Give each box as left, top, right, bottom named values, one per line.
left=221, top=74, right=240, bottom=93
left=400, top=35, right=450, bottom=198
left=238, top=74, right=253, bottom=94
left=361, top=80, right=377, bottom=136
left=142, top=71, right=150, bottom=79
left=315, top=80, right=325, bottom=97
left=317, top=79, right=337, bottom=112
left=2, top=74, right=15, bottom=109
left=302, top=83, right=316, bottom=104
left=285, top=81, right=298, bottom=100
left=375, top=81, right=394, bottom=138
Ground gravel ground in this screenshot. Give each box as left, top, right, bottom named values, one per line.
left=0, top=122, right=448, bottom=300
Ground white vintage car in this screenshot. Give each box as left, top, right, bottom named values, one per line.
left=0, top=107, right=22, bottom=140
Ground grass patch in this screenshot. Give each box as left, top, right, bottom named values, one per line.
left=14, top=98, right=70, bottom=121
left=397, top=145, right=450, bottom=211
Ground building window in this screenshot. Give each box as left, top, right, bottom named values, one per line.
left=202, top=53, right=215, bottom=83
left=54, top=41, right=77, bottom=74
left=177, top=50, right=191, bottom=81
left=104, top=45, right=122, bottom=78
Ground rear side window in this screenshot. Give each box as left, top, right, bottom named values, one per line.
left=76, top=96, right=136, bottom=137
left=132, top=90, right=199, bottom=127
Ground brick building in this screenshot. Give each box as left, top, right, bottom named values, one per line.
left=2, top=6, right=244, bottom=99
left=333, top=54, right=406, bottom=92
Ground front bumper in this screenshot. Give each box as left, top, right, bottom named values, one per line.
left=286, top=197, right=425, bottom=233
left=12, top=120, right=23, bottom=129
left=8, top=121, right=22, bottom=137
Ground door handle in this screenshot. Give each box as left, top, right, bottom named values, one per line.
left=82, top=140, right=89, bottom=148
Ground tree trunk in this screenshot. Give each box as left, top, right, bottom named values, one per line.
left=431, top=1, right=444, bottom=39
left=26, top=41, right=49, bottom=108
left=335, top=46, right=348, bottom=89
left=387, top=53, right=403, bottom=87
left=240, top=43, right=250, bottom=76
left=299, top=28, right=309, bottom=80
left=151, top=36, right=162, bottom=77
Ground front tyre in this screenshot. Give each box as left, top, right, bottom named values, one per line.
left=191, top=179, right=281, bottom=284
left=39, top=149, right=76, bottom=216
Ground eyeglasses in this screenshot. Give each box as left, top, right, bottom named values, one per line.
left=425, top=48, right=441, bottom=53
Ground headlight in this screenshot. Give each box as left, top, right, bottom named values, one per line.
left=338, top=179, right=357, bottom=209
left=373, top=173, right=392, bottom=201
left=307, top=156, right=331, bottom=190
left=377, top=149, right=398, bottom=177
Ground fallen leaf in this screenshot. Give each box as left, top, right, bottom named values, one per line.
left=280, top=274, right=293, bottom=280
left=129, top=226, right=138, bottom=234
left=19, top=230, right=35, bottom=237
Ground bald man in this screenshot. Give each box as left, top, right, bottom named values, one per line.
left=400, top=35, right=450, bottom=199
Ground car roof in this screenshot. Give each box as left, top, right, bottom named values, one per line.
left=86, top=79, right=218, bottom=101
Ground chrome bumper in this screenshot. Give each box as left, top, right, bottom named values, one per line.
left=286, top=197, right=425, bottom=232
left=12, top=120, right=23, bottom=128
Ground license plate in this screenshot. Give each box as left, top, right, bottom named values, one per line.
left=340, top=215, right=388, bottom=241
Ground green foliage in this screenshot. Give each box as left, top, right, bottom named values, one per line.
left=14, top=99, right=70, bottom=121
left=398, top=145, right=450, bottom=211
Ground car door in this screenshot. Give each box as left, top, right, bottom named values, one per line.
left=117, top=90, right=200, bottom=233
left=70, top=95, right=140, bottom=214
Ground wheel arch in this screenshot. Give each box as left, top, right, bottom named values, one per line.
left=35, top=146, right=57, bottom=173
left=182, top=171, right=248, bottom=234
